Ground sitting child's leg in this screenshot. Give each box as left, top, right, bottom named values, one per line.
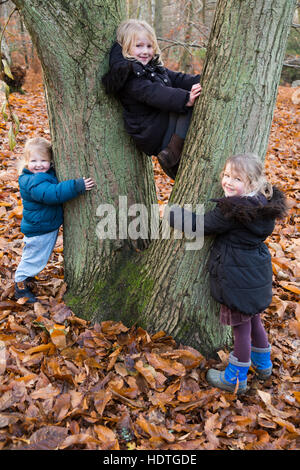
left=157, top=109, right=193, bottom=178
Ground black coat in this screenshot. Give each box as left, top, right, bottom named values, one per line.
left=102, top=43, right=200, bottom=156
left=169, top=188, right=287, bottom=315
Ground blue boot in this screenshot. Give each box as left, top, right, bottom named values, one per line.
left=251, top=344, right=272, bottom=380
left=206, top=353, right=250, bottom=394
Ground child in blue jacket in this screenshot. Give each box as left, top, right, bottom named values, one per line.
left=15, top=137, right=95, bottom=303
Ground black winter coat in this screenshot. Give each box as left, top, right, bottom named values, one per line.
left=102, top=43, right=200, bottom=156
left=169, top=188, right=287, bottom=316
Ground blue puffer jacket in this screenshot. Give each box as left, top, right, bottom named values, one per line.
left=19, top=168, right=86, bottom=237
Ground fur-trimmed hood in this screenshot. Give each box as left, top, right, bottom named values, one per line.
left=213, top=186, right=287, bottom=224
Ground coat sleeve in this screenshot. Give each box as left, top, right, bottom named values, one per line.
left=167, top=205, right=233, bottom=237
left=124, top=77, right=190, bottom=113
left=28, top=174, right=86, bottom=205
left=166, top=69, right=201, bottom=91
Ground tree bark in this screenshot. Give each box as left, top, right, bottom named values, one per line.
left=154, top=0, right=164, bottom=38
left=11, top=0, right=296, bottom=357
left=89, top=0, right=296, bottom=356
left=138, top=0, right=296, bottom=355
left=179, top=0, right=193, bottom=72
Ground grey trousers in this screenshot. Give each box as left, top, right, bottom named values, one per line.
left=15, top=229, right=59, bottom=282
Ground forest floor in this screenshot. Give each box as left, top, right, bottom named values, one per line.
left=0, top=71, right=299, bottom=450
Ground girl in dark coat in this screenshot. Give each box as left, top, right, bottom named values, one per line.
left=102, top=19, right=201, bottom=179
left=168, top=153, right=287, bottom=393
left=15, top=137, right=95, bottom=303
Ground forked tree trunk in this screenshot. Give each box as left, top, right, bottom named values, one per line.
left=124, top=0, right=296, bottom=355
left=82, top=0, right=295, bottom=356
left=12, top=0, right=296, bottom=357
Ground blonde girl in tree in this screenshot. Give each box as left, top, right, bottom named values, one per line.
left=102, top=19, right=201, bottom=179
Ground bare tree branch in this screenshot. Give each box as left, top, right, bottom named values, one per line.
left=283, top=62, right=300, bottom=68
left=188, top=21, right=211, bottom=40
left=157, top=37, right=207, bottom=53
left=283, top=57, right=300, bottom=69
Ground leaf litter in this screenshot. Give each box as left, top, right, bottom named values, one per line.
left=0, top=81, right=299, bottom=450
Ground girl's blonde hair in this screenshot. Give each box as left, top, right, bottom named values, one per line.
left=221, top=153, right=273, bottom=199
left=116, top=19, right=162, bottom=63
left=17, top=137, right=52, bottom=175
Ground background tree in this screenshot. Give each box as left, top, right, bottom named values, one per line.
left=8, top=0, right=297, bottom=357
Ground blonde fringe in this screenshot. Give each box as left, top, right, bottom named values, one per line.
left=223, top=153, right=273, bottom=200
left=117, top=19, right=163, bottom=65
left=16, top=137, right=52, bottom=176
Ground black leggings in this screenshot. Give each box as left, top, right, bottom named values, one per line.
left=159, top=108, right=193, bottom=151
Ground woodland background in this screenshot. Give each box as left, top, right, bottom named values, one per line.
left=0, top=0, right=299, bottom=451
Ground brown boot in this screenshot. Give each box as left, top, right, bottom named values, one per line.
left=157, top=134, right=184, bottom=169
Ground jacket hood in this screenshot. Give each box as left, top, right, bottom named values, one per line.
left=102, top=42, right=164, bottom=95
left=213, top=186, right=287, bottom=224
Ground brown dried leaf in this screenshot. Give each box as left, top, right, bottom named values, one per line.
left=31, top=383, right=60, bottom=400
left=27, top=426, right=69, bottom=450
left=145, top=352, right=185, bottom=376
left=59, top=433, right=102, bottom=449
left=94, top=389, right=112, bottom=416
left=94, top=425, right=119, bottom=450
left=136, top=416, right=175, bottom=443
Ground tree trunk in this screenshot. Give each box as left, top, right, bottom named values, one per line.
left=12, top=0, right=296, bottom=358
left=154, top=0, right=164, bottom=38
left=179, top=0, right=193, bottom=72
left=88, top=0, right=296, bottom=357
left=12, top=0, right=157, bottom=316
left=139, top=0, right=296, bottom=355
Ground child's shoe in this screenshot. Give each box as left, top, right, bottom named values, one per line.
left=157, top=134, right=184, bottom=179
left=251, top=344, right=272, bottom=380
left=15, top=281, right=37, bottom=303
left=158, top=134, right=184, bottom=167
left=206, top=353, right=251, bottom=394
